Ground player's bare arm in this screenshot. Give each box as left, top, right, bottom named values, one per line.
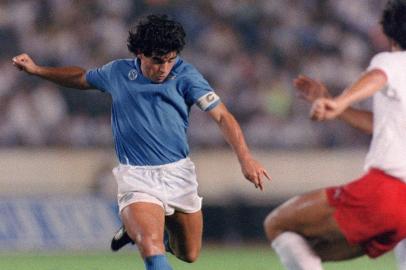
left=208, top=103, right=271, bottom=191
left=310, top=69, right=387, bottom=121
left=294, top=74, right=373, bottom=134
left=338, top=109, right=373, bottom=134
left=12, top=53, right=91, bottom=90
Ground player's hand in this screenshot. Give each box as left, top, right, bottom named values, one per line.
left=12, top=53, right=39, bottom=74
left=294, top=75, right=331, bottom=102
left=310, top=98, right=345, bottom=121
left=240, top=158, right=271, bottom=191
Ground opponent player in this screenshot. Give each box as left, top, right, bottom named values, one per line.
left=263, top=1, right=406, bottom=269
left=294, top=74, right=406, bottom=270
left=12, top=14, right=270, bottom=270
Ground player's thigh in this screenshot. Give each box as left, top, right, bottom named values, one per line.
left=121, top=202, right=165, bottom=246
left=165, top=210, right=203, bottom=255
left=265, top=189, right=342, bottom=240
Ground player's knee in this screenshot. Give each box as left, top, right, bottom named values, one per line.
left=263, top=210, right=284, bottom=241
left=127, top=229, right=163, bottom=256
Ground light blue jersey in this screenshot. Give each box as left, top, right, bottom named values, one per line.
left=86, top=57, right=220, bottom=165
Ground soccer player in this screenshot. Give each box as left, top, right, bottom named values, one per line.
left=294, top=74, right=406, bottom=270
left=12, top=15, right=270, bottom=270
left=263, top=1, right=406, bottom=269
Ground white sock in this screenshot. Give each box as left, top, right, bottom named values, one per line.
left=395, top=240, right=406, bottom=270
left=271, top=231, right=323, bottom=270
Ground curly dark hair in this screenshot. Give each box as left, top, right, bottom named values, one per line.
left=127, top=14, right=186, bottom=57
left=381, top=0, right=406, bottom=49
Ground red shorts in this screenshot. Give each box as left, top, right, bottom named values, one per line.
left=326, top=169, right=406, bottom=258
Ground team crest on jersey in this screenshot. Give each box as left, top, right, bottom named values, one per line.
left=128, top=69, right=138, bottom=80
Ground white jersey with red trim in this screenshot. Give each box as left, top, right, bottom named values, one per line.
left=364, top=51, right=406, bottom=181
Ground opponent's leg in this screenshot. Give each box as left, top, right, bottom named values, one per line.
left=310, top=236, right=363, bottom=261
left=165, top=210, right=203, bottom=263
left=263, top=189, right=363, bottom=269
left=121, top=202, right=172, bottom=270
left=271, top=231, right=323, bottom=270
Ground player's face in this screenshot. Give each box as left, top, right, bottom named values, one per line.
left=139, top=51, right=177, bottom=83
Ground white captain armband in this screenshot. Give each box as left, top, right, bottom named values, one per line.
left=196, top=92, right=220, bottom=111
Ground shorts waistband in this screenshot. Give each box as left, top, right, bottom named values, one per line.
left=119, top=157, right=190, bottom=170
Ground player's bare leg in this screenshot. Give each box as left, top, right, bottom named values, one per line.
left=165, top=210, right=203, bottom=263
left=263, top=189, right=363, bottom=269
left=120, top=202, right=166, bottom=258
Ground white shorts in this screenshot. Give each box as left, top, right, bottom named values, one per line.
left=113, top=158, right=202, bottom=216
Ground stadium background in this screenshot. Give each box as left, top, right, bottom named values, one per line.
left=0, top=0, right=397, bottom=269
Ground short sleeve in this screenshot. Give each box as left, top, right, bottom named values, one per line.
left=367, top=52, right=391, bottom=82
left=182, top=69, right=220, bottom=111
left=86, top=61, right=115, bottom=92
left=367, top=52, right=404, bottom=99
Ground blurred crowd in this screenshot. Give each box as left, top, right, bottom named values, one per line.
left=0, top=0, right=388, bottom=149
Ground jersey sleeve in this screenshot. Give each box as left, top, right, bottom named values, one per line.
left=367, top=52, right=392, bottom=82
left=367, top=52, right=398, bottom=98
left=85, top=61, right=115, bottom=93
left=183, top=69, right=221, bottom=111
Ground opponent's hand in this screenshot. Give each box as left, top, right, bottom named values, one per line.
left=240, top=158, right=271, bottom=191
left=12, top=53, right=39, bottom=74
left=294, top=75, right=331, bottom=102
left=310, top=98, right=346, bottom=121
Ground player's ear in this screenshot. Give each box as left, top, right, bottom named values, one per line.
left=135, top=50, right=144, bottom=58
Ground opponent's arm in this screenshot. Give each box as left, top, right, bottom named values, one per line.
left=311, top=69, right=387, bottom=121
left=294, top=75, right=373, bottom=134
left=337, top=109, right=372, bottom=134
left=208, top=103, right=271, bottom=191
left=12, top=53, right=91, bottom=90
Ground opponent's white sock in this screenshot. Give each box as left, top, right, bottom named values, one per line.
left=395, top=240, right=406, bottom=270
left=271, top=231, right=323, bottom=270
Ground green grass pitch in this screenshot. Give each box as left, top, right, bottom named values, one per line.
left=0, top=245, right=396, bottom=270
